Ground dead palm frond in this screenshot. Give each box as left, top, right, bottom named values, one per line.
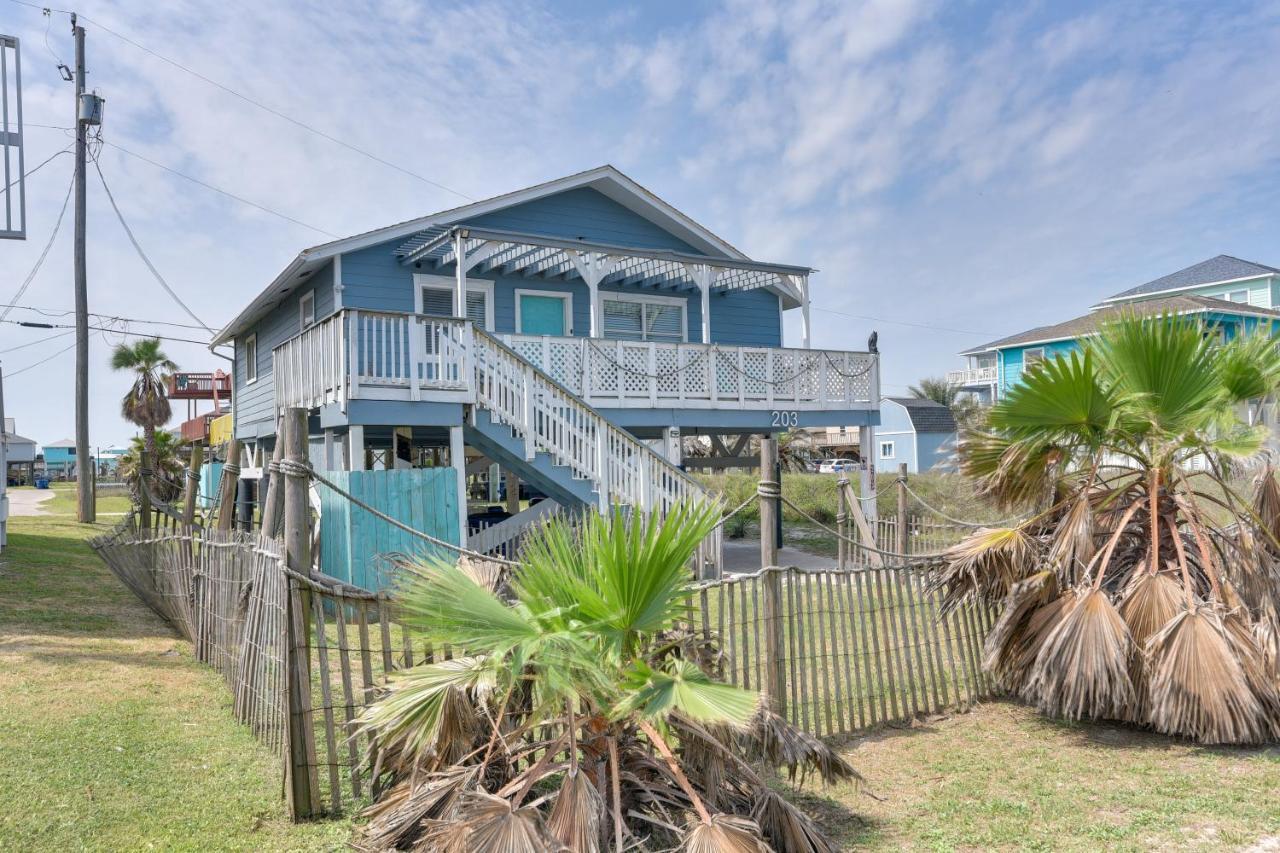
left=933, top=526, right=1038, bottom=613
left=982, top=571, right=1067, bottom=692
left=423, top=791, right=552, bottom=853
left=1118, top=571, right=1185, bottom=721
left=1146, top=606, right=1267, bottom=745
left=683, top=813, right=769, bottom=853
left=1046, top=492, right=1095, bottom=585
left=545, top=769, right=603, bottom=853
left=361, top=766, right=476, bottom=851
left=751, top=789, right=838, bottom=853
left=742, top=708, right=862, bottom=786
left=1028, top=588, right=1134, bottom=721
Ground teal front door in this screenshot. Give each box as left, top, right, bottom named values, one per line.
left=519, top=294, right=568, bottom=335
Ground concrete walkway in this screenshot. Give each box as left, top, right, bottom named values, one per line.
left=5, top=488, right=53, bottom=516
left=722, top=538, right=835, bottom=573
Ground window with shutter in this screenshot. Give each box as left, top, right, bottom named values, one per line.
left=602, top=296, right=685, bottom=343
left=419, top=285, right=490, bottom=330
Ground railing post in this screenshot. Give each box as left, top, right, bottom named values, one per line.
left=281, top=407, right=319, bottom=819
left=896, top=463, right=909, bottom=557
left=759, top=433, right=786, bottom=717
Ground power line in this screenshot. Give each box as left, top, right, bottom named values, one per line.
left=813, top=305, right=996, bottom=338
left=0, top=302, right=212, bottom=330
left=0, top=317, right=214, bottom=348
left=0, top=146, right=72, bottom=196
left=91, top=154, right=213, bottom=333
left=9, top=1, right=475, bottom=203
left=3, top=337, right=79, bottom=378
left=0, top=327, right=75, bottom=354
left=0, top=171, right=74, bottom=324
left=100, top=139, right=338, bottom=238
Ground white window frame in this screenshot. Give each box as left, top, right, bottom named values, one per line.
left=879, top=440, right=895, bottom=459
left=1022, top=347, right=1045, bottom=371
left=243, top=333, right=258, bottom=384
left=1228, top=289, right=1249, bottom=303
left=298, top=291, right=315, bottom=330
left=413, top=273, right=494, bottom=329
left=600, top=291, right=688, bottom=343
left=514, top=289, right=572, bottom=336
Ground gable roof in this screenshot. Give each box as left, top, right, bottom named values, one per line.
left=212, top=165, right=767, bottom=346
left=885, top=397, right=957, bottom=433
left=3, top=431, right=37, bottom=445
left=1100, top=255, right=1280, bottom=303
left=43, top=438, right=76, bottom=449
left=959, top=294, right=1280, bottom=355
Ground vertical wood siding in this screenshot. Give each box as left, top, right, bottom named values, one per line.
left=317, top=468, right=460, bottom=591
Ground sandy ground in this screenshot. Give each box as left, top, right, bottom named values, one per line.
left=4, top=489, right=53, bottom=516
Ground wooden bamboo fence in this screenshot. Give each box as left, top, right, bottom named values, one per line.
left=91, top=514, right=998, bottom=818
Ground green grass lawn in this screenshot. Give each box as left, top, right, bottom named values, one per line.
left=36, top=481, right=134, bottom=516
left=808, top=702, right=1280, bottom=851
left=0, top=515, right=353, bottom=851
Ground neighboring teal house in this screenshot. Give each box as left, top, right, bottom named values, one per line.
left=41, top=439, right=79, bottom=479
left=212, top=165, right=882, bottom=584
left=950, top=256, right=1280, bottom=403
left=875, top=397, right=957, bottom=473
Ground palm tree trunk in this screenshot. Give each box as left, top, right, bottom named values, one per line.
left=143, top=426, right=156, bottom=496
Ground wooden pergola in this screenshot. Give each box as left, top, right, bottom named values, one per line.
left=393, top=225, right=816, bottom=347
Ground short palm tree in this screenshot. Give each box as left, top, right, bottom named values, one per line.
left=111, top=338, right=178, bottom=468
left=357, top=501, right=859, bottom=852
left=934, top=313, right=1280, bottom=744
left=910, top=375, right=981, bottom=428
left=117, top=431, right=184, bottom=503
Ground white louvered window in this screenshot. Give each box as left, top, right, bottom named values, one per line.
left=602, top=296, right=685, bottom=343
left=418, top=282, right=491, bottom=330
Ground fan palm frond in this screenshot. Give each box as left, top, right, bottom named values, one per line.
left=1028, top=588, right=1134, bottom=721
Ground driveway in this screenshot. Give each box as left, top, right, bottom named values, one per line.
left=5, top=489, right=54, bottom=516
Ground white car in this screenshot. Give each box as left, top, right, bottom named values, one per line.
left=817, top=458, right=856, bottom=473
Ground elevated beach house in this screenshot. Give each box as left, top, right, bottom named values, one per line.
left=212, top=166, right=880, bottom=583
left=949, top=255, right=1280, bottom=404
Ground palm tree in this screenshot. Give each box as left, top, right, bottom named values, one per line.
left=356, top=501, right=859, bottom=851
left=910, top=375, right=981, bottom=429
left=933, top=313, right=1280, bottom=745
left=117, top=431, right=184, bottom=502
left=110, top=339, right=177, bottom=466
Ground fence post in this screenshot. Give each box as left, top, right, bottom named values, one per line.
left=836, top=473, right=849, bottom=570
left=216, top=439, right=242, bottom=531
left=758, top=436, right=786, bottom=715
left=281, top=408, right=319, bottom=819
left=182, top=443, right=203, bottom=529
left=896, top=463, right=909, bottom=557
left=259, top=427, right=286, bottom=537
left=138, top=449, right=152, bottom=533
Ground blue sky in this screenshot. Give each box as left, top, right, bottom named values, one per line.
left=3, top=0, right=1280, bottom=446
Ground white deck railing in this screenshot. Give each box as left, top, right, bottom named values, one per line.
left=501, top=334, right=878, bottom=409
left=946, top=366, right=997, bottom=386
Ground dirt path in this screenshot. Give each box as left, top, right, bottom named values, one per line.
left=5, top=488, right=54, bottom=516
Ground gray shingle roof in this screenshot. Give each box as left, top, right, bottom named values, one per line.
left=959, top=295, right=1280, bottom=355
left=886, top=397, right=957, bottom=434
left=1104, top=255, right=1280, bottom=301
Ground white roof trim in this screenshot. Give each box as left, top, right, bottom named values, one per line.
left=1094, top=272, right=1277, bottom=307
left=212, top=165, right=754, bottom=345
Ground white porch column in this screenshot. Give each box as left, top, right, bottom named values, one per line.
left=663, top=427, right=682, bottom=466
left=858, top=424, right=876, bottom=522
left=449, top=425, right=468, bottom=545
left=487, top=462, right=501, bottom=502
left=453, top=230, right=468, bottom=318
left=588, top=279, right=600, bottom=337
left=347, top=425, right=366, bottom=471
left=700, top=266, right=714, bottom=344
left=800, top=273, right=811, bottom=349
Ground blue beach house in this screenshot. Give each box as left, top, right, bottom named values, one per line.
left=212, top=166, right=882, bottom=583
left=949, top=256, right=1280, bottom=404
left=875, top=397, right=957, bottom=474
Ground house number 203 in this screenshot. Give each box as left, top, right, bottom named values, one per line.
left=771, top=410, right=799, bottom=428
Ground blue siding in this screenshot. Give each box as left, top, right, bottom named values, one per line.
left=709, top=288, right=781, bottom=347
left=465, top=187, right=704, bottom=253
left=916, top=432, right=956, bottom=472
left=235, top=260, right=336, bottom=439
left=998, top=340, right=1080, bottom=395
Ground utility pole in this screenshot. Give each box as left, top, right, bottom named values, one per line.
left=71, top=13, right=93, bottom=523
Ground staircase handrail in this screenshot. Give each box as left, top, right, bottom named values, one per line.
left=471, top=327, right=707, bottom=512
